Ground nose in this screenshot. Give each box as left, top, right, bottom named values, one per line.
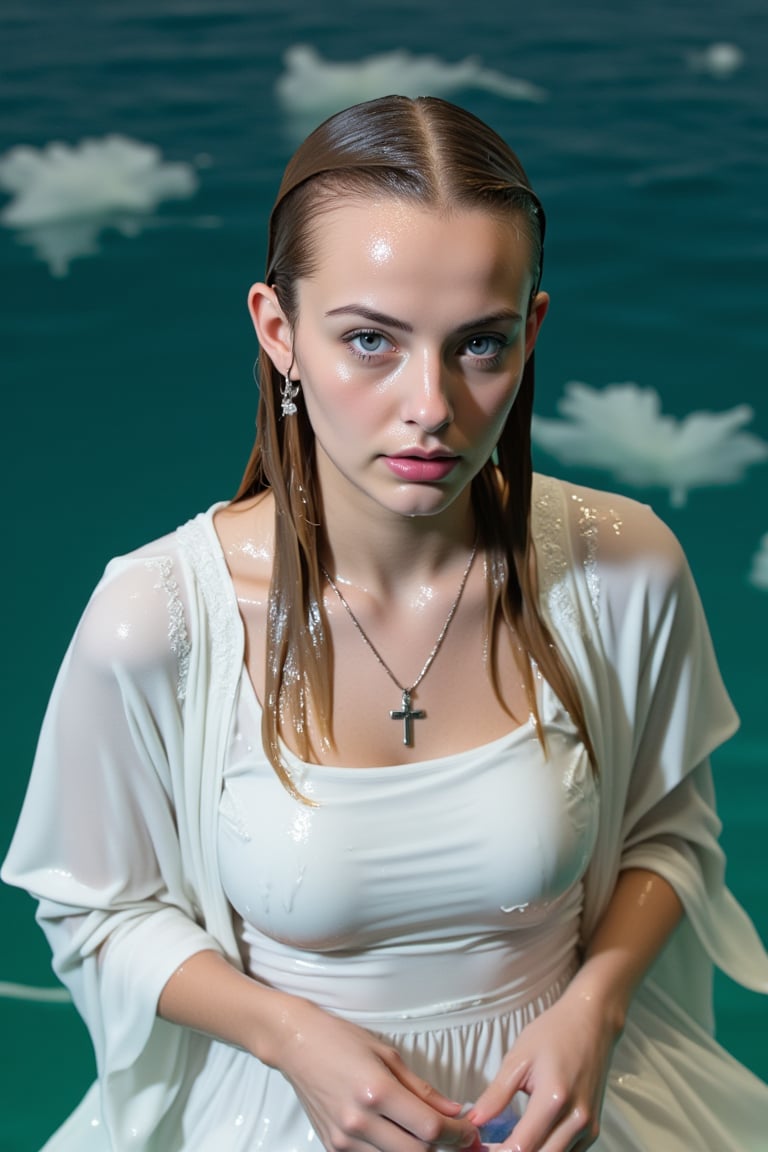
left=400, top=348, right=454, bottom=433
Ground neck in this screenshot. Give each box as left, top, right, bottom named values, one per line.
left=318, top=496, right=477, bottom=594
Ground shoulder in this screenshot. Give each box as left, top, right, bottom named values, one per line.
left=534, top=473, right=686, bottom=581
left=72, top=507, right=225, bottom=677
left=210, top=491, right=274, bottom=592
left=532, top=474, right=700, bottom=641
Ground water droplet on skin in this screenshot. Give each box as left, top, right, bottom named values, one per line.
left=368, top=235, right=393, bottom=264
left=237, top=537, right=271, bottom=562
left=412, top=583, right=436, bottom=612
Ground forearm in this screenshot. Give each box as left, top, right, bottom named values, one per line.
left=159, top=949, right=477, bottom=1149
left=568, top=867, right=684, bottom=1032
left=157, top=948, right=307, bottom=1066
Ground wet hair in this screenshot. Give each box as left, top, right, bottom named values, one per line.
left=235, top=94, right=594, bottom=796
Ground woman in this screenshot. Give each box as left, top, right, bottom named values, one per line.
left=3, top=95, right=768, bottom=1152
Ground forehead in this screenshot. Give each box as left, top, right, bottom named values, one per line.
left=301, top=196, right=536, bottom=308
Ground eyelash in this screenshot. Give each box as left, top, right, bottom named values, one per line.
left=342, top=329, right=510, bottom=367
left=462, top=334, right=509, bottom=368
left=343, top=330, right=394, bottom=362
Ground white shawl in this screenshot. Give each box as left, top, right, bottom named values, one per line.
left=3, top=475, right=767, bottom=1149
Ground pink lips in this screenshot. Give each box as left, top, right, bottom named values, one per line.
left=383, top=453, right=459, bottom=482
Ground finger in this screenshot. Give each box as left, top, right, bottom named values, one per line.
left=467, top=1060, right=529, bottom=1127
left=501, top=1101, right=594, bottom=1152
left=382, top=1051, right=466, bottom=1118
left=379, top=1107, right=478, bottom=1151
left=388, top=1098, right=478, bottom=1149
left=319, top=1102, right=475, bottom=1152
left=495, top=1093, right=565, bottom=1151
left=368, top=1052, right=478, bottom=1148
left=330, top=1116, right=431, bottom=1152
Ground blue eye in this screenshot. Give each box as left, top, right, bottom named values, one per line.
left=345, top=330, right=394, bottom=358
left=463, top=334, right=505, bottom=358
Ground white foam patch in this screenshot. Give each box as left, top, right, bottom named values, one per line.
left=749, top=534, right=768, bottom=590
left=685, top=42, right=745, bottom=78
left=275, top=46, right=547, bottom=137
left=0, top=135, right=204, bottom=275
left=532, top=381, right=768, bottom=507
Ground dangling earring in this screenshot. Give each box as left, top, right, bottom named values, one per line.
left=281, top=373, right=300, bottom=418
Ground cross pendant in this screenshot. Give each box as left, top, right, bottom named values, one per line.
left=390, top=689, right=426, bottom=746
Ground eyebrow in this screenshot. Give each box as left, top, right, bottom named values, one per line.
left=324, top=305, right=523, bottom=334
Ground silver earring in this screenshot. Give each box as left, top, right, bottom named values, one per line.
left=281, top=373, right=300, bottom=418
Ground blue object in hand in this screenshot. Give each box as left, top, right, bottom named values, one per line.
left=477, top=1103, right=519, bottom=1144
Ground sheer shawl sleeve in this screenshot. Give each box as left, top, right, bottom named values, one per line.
left=532, top=475, right=768, bottom=1031
left=2, top=516, right=244, bottom=1146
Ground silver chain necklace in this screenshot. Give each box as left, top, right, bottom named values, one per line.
left=320, top=541, right=478, bottom=747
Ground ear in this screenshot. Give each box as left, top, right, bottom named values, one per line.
left=524, top=290, right=550, bottom=361
left=247, top=283, right=294, bottom=376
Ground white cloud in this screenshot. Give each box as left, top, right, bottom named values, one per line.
left=275, top=46, right=547, bottom=137
left=532, top=382, right=768, bottom=506
left=0, top=135, right=201, bottom=275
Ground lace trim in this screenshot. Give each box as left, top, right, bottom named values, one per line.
left=177, top=516, right=240, bottom=700
left=145, top=557, right=191, bottom=702
left=568, top=491, right=624, bottom=623
left=533, top=476, right=582, bottom=636
left=569, top=493, right=601, bottom=620
left=533, top=476, right=624, bottom=631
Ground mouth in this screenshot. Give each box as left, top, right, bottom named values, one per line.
left=382, top=452, right=459, bottom=483
left=389, top=448, right=458, bottom=461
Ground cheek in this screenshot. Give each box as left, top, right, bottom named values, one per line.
left=472, top=378, right=523, bottom=436
left=297, top=340, right=370, bottom=419
left=302, top=375, right=376, bottom=440
left=330, top=356, right=354, bottom=386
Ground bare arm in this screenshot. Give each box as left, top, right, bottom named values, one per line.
left=158, top=948, right=290, bottom=1062
left=158, top=950, right=479, bottom=1151
left=470, top=867, right=683, bottom=1151
left=566, top=867, right=683, bottom=1031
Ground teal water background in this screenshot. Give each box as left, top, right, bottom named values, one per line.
left=1, top=1, right=767, bottom=1147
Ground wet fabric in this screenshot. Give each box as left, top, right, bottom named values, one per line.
left=3, top=475, right=767, bottom=1150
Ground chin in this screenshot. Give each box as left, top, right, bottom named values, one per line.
left=390, top=490, right=465, bottom=519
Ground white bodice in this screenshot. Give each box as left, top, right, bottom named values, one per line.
left=218, top=669, right=599, bottom=1025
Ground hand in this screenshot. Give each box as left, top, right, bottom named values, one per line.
left=272, top=997, right=481, bottom=1151
left=466, top=985, right=620, bottom=1152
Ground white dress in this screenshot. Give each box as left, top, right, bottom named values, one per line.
left=3, top=475, right=768, bottom=1151
left=203, top=669, right=596, bottom=1149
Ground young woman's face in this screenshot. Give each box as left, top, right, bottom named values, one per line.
left=288, top=198, right=547, bottom=523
